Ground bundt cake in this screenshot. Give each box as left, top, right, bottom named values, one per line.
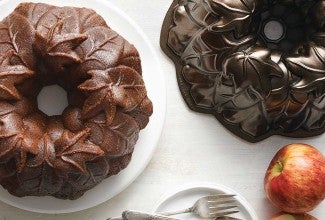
left=0, top=2, right=152, bottom=199
left=161, top=0, right=325, bottom=142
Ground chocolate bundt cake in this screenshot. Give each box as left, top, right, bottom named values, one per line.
left=0, top=2, right=152, bottom=199
left=161, top=0, right=325, bottom=142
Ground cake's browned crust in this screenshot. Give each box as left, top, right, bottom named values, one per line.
left=0, top=3, right=152, bottom=199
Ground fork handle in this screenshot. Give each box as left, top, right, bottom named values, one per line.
left=158, top=207, right=193, bottom=216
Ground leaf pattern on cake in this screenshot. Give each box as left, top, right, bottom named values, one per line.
left=85, top=112, right=139, bottom=156
left=53, top=129, right=104, bottom=175
left=127, top=96, right=154, bottom=129
left=27, top=134, right=55, bottom=168
left=79, top=67, right=147, bottom=124
left=20, top=133, right=63, bottom=196
left=0, top=12, right=36, bottom=69
left=35, top=21, right=87, bottom=63
left=77, top=27, right=125, bottom=71
left=0, top=103, right=39, bottom=172
left=32, top=8, right=88, bottom=67
left=0, top=51, right=34, bottom=100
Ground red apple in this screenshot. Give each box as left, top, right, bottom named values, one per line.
left=264, top=143, right=325, bottom=213
left=271, top=211, right=317, bottom=220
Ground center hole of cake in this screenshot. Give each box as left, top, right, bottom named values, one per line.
left=263, top=20, right=284, bottom=41
left=37, top=85, right=68, bottom=116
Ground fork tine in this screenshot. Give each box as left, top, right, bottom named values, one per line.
left=207, top=195, right=236, bottom=203
left=207, top=199, right=237, bottom=205
left=206, top=194, right=236, bottom=200
left=209, top=210, right=239, bottom=217
left=208, top=205, right=238, bottom=211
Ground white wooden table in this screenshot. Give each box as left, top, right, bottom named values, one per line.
left=0, top=0, right=324, bottom=219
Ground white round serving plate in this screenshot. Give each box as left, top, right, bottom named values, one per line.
left=0, top=0, right=166, bottom=214
left=155, top=183, right=259, bottom=220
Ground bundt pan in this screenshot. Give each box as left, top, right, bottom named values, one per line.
left=161, top=0, right=325, bottom=142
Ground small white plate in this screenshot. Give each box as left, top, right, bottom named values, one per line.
left=0, top=0, right=166, bottom=214
left=155, top=183, right=259, bottom=220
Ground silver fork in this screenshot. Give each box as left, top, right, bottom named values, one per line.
left=159, top=194, right=239, bottom=218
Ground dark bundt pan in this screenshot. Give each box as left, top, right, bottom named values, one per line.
left=161, top=0, right=325, bottom=142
